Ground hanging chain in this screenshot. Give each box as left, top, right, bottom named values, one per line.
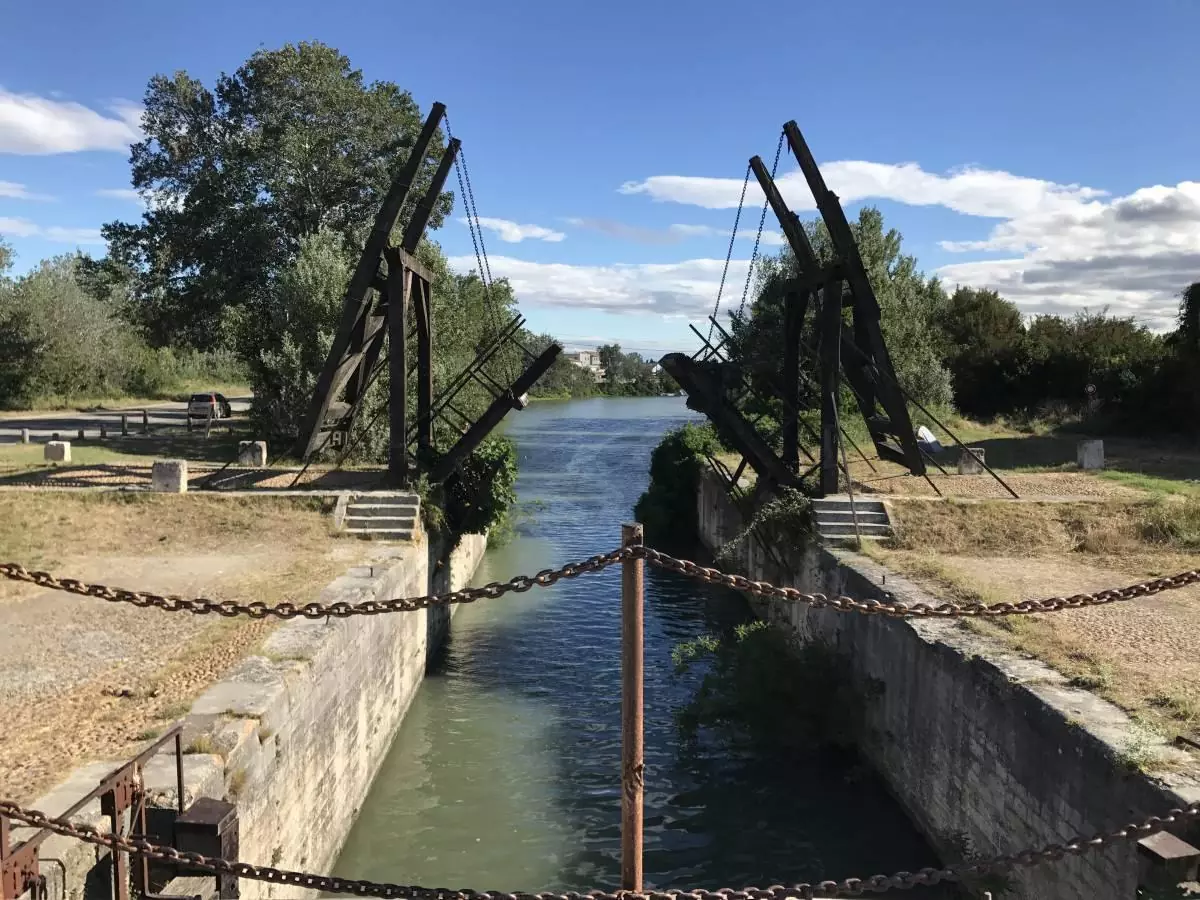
left=4, top=797, right=1199, bottom=899
left=2, top=553, right=1197, bottom=621
left=706, top=162, right=753, bottom=348
left=736, top=129, right=785, bottom=322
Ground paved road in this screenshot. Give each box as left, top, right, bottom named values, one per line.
left=0, top=397, right=252, bottom=444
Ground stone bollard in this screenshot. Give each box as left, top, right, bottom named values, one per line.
left=20, top=428, right=29, bottom=444
left=151, top=459, right=188, bottom=493
left=121, top=414, right=129, bottom=436
left=957, top=447, right=986, bottom=475
left=1077, top=439, right=1105, bottom=470
left=44, top=441, right=71, bottom=463
left=237, top=440, right=268, bottom=467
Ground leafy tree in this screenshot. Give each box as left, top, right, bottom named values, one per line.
left=1177, top=282, right=1200, bottom=357
left=526, top=334, right=599, bottom=399
left=93, top=41, right=454, bottom=350
left=727, top=206, right=953, bottom=424
left=0, top=237, right=13, bottom=275
left=938, top=287, right=1029, bottom=417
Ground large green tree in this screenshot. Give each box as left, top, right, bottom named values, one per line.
left=91, top=41, right=453, bottom=350
left=0, top=237, right=13, bottom=275
left=938, top=287, right=1029, bottom=417
left=728, top=207, right=954, bottom=414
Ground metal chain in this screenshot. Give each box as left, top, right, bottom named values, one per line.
left=736, top=129, right=785, bottom=322
left=0, top=550, right=631, bottom=619
left=706, top=162, right=753, bottom=348
left=4, top=797, right=1199, bottom=898
left=1, top=550, right=1198, bottom=621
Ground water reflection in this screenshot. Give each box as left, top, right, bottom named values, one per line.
left=335, top=397, right=945, bottom=895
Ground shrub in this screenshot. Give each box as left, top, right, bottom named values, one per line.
left=633, top=422, right=721, bottom=548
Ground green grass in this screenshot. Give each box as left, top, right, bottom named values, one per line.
left=0, top=425, right=252, bottom=473
left=1099, top=470, right=1200, bottom=497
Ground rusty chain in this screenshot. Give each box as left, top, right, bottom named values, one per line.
left=1, top=551, right=1198, bottom=621
left=3, top=797, right=1199, bottom=898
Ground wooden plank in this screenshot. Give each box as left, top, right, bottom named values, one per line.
left=414, top=276, right=434, bottom=460
left=387, top=256, right=410, bottom=483
left=402, top=140, right=460, bottom=252
left=782, top=289, right=803, bottom=473
left=295, top=102, right=447, bottom=458
left=749, top=155, right=820, bottom=274
left=819, top=281, right=843, bottom=497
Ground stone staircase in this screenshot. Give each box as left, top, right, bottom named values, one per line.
left=811, top=495, right=891, bottom=542
left=337, top=492, right=421, bottom=542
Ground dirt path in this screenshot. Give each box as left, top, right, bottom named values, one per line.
left=0, top=493, right=369, bottom=803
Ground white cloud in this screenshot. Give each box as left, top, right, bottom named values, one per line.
left=0, top=87, right=141, bottom=154
left=622, top=158, right=1199, bottom=328
left=564, top=217, right=785, bottom=247
left=0, top=216, right=103, bottom=245
left=95, top=188, right=141, bottom=202
left=0, top=181, right=53, bottom=201
left=619, top=162, right=1104, bottom=221
left=935, top=180, right=1200, bottom=330
left=460, top=216, right=565, bottom=243
left=448, top=253, right=760, bottom=318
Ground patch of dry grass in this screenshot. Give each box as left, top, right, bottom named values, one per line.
left=0, top=492, right=336, bottom=570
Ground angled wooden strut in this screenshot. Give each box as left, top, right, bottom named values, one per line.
left=294, top=101, right=453, bottom=461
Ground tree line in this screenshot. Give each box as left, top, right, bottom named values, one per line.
left=726, top=207, right=1200, bottom=436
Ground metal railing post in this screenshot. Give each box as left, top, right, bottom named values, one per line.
left=620, top=522, right=644, bottom=893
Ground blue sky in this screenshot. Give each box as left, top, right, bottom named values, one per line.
left=2, top=0, right=1198, bottom=355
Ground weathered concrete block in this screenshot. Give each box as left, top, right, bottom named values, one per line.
left=1077, top=439, right=1104, bottom=470
left=151, top=459, right=188, bottom=493
left=44, top=441, right=70, bottom=463
left=237, top=440, right=268, bottom=467
left=957, top=446, right=986, bottom=475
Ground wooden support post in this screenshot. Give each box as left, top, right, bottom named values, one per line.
left=121, top=413, right=129, bottom=436
left=141, top=409, right=149, bottom=434
left=620, top=522, right=644, bottom=894
left=414, top=277, right=434, bottom=461
left=782, top=289, right=803, bottom=473
left=819, top=282, right=843, bottom=497
left=386, top=255, right=411, bottom=484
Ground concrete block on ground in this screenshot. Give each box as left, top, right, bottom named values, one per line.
left=957, top=447, right=986, bottom=475
left=1077, top=439, right=1104, bottom=470
left=44, top=440, right=70, bottom=463
left=237, top=440, right=268, bottom=467
left=151, top=459, right=188, bottom=493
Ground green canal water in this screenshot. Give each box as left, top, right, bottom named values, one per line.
left=334, top=396, right=946, bottom=895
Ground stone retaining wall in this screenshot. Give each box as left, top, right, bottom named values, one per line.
left=21, top=532, right=488, bottom=900
left=698, top=471, right=1200, bottom=900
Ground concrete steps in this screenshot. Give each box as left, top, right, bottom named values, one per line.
left=339, top=493, right=420, bottom=542
left=811, top=496, right=891, bottom=542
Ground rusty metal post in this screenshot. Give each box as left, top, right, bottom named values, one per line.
left=620, top=523, right=644, bottom=893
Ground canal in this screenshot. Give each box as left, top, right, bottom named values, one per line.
left=334, top=396, right=945, bottom=894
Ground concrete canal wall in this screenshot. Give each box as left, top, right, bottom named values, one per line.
left=697, top=471, right=1200, bottom=900
left=21, top=532, right=488, bottom=900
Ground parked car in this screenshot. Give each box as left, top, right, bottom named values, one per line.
left=187, top=392, right=232, bottom=420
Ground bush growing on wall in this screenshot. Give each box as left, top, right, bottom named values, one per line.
left=634, top=422, right=721, bottom=548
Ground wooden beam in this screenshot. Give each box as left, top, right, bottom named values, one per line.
left=386, top=256, right=410, bottom=484
left=402, top=139, right=459, bottom=253
left=414, top=276, right=434, bottom=460
left=819, top=281, right=843, bottom=497
left=428, top=344, right=562, bottom=483
left=749, top=155, right=820, bottom=275
left=782, top=289, right=804, bottom=473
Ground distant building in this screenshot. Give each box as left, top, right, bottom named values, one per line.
left=567, top=350, right=605, bottom=383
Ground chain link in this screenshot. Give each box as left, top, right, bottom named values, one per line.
left=2, top=549, right=1197, bottom=621
left=735, top=129, right=785, bottom=322
left=3, top=798, right=1198, bottom=898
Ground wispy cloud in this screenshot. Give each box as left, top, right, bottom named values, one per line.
left=95, top=188, right=141, bottom=202
left=564, top=217, right=784, bottom=247
left=0, top=87, right=141, bottom=154
left=0, top=180, right=54, bottom=201
left=460, top=216, right=565, bottom=243
left=0, top=216, right=103, bottom=245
